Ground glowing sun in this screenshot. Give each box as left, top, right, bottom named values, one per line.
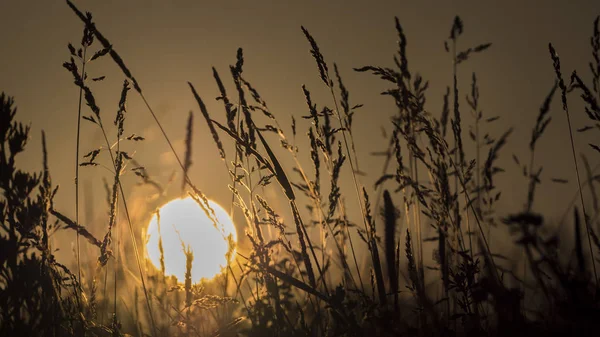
left=146, top=197, right=237, bottom=283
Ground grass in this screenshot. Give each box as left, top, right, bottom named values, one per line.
left=1, top=1, right=600, bottom=336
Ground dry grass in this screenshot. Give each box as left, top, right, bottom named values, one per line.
left=1, top=1, right=600, bottom=336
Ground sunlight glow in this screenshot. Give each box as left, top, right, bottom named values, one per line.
left=146, top=197, right=237, bottom=283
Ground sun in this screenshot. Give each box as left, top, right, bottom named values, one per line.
left=146, top=197, right=237, bottom=283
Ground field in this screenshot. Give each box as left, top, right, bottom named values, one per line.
left=2, top=1, right=600, bottom=336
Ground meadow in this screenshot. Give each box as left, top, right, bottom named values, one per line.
left=1, top=1, right=600, bottom=336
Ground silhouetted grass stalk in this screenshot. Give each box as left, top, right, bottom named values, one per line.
left=65, top=2, right=160, bottom=335
left=549, top=43, right=599, bottom=288
left=73, top=37, right=87, bottom=321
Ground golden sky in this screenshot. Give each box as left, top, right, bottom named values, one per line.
left=1, top=0, right=599, bottom=264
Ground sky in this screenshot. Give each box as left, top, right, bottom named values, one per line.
left=1, top=0, right=600, bottom=266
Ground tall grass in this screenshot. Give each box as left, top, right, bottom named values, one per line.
left=1, top=1, right=600, bottom=336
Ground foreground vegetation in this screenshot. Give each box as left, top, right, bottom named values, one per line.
left=2, top=1, right=600, bottom=336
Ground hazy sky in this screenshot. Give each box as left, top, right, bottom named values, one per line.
left=1, top=1, right=600, bottom=263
